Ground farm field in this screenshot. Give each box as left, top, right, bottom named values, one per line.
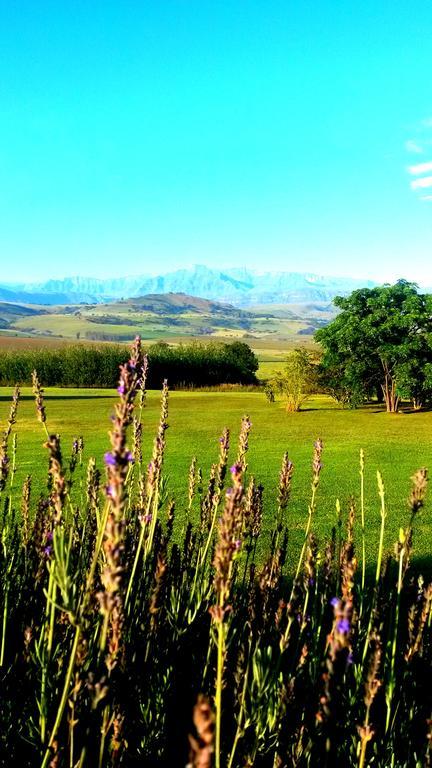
left=0, top=292, right=326, bottom=349
left=3, top=385, right=431, bottom=573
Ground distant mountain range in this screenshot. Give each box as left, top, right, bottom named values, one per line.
left=1, top=265, right=378, bottom=307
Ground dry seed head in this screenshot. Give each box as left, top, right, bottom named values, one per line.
left=139, top=353, right=149, bottom=410
left=86, top=457, right=100, bottom=509
left=409, top=468, right=428, bottom=515
left=188, top=456, right=198, bottom=508
left=4, top=384, right=20, bottom=441
left=312, top=438, right=323, bottom=491
left=236, top=414, right=252, bottom=472
left=278, top=452, right=294, bottom=514
left=364, top=632, right=382, bottom=709
left=32, top=370, right=46, bottom=424
left=212, top=476, right=244, bottom=618
left=216, top=427, right=230, bottom=489
left=0, top=386, right=19, bottom=491
left=149, top=551, right=168, bottom=632
left=304, top=533, right=318, bottom=591
left=187, top=695, right=215, bottom=768
left=132, top=415, right=143, bottom=464
left=45, top=434, right=67, bottom=526
left=406, top=583, right=432, bottom=662
left=251, top=483, right=264, bottom=539
left=21, top=474, right=32, bottom=548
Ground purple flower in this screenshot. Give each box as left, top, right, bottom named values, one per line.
left=337, top=618, right=350, bottom=635
left=233, top=539, right=241, bottom=551
left=117, top=384, right=126, bottom=395
left=105, top=484, right=115, bottom=498
left=330, top=597, right=339, bottom=608
left=104, top=452, right=116, bottom=466
left=143, top=513, right=152, bottom=524
left=230, top=463, right=242, bottom=475
left=125, top=451, right=134, bottom=463
left=44, top=545, right=52, bottom=557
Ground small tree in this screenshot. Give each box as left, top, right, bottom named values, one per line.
left=268, top=349, right=316, bottom=412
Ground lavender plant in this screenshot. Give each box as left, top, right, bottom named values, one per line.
left=0, top=340, right=430, bottom=767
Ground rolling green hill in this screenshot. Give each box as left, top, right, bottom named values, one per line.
left=0, top=292, right=328, bottom=346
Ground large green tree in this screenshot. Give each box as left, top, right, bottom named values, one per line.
left=316, top=280, right=432, bottom=412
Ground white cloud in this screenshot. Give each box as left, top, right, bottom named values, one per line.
left=410, top=176, right=432, bottom=189
left=405, top=119, right=432, bottom=201
left=406, top=139, right=424, bottom=154
left=408, top=160, right=432, bottom=175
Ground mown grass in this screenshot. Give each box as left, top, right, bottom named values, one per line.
left=3, top=386, right=431, bottom=573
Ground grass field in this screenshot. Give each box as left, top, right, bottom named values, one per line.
left=3, top=385, right=431, bottom=573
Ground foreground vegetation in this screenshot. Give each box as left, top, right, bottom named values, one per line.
left=0, top=340, right=431, bottom=766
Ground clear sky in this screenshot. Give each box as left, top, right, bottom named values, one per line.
left=1, top=0, right=432, bottom=284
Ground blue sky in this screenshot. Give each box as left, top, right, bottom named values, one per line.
left=1, top=0, right=432, bottom=284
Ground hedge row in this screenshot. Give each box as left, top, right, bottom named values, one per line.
left=0, top=341, right=259, bottom=388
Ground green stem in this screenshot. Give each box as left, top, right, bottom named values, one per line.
left=386, top=543, right=404, bottom=732
left=227, top=649, right=250, bottom=768
left=360, top=449, right=366, bottom=594
left=125, top=521, right=147, bottom=610
left=362, top=472, right=387, bottom=666
left=41, top=626, right=81, bottom=768
left=375, top=472, right=386, bottom=586
left=214, top=620, right=225, bottom=768
left=0, top=586, right=9, bottom=666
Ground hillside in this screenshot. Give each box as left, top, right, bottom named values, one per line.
left=0, top=291, right=326, bottom=345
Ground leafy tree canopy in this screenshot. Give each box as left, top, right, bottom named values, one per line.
left=315, top=280, right=432, bottom=411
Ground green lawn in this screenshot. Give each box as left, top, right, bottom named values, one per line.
left=1, top=386, right=431, bottom=573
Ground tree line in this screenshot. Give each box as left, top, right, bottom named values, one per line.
left=0, top=340, right=258, bottom=388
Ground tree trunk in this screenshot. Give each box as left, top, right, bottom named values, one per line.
left=381, top=363, right=399, bottom=413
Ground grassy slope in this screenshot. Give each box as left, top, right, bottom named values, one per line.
left=2, top=386, right=431, bottom=572
left=8, top=301, right=318, bottom=343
